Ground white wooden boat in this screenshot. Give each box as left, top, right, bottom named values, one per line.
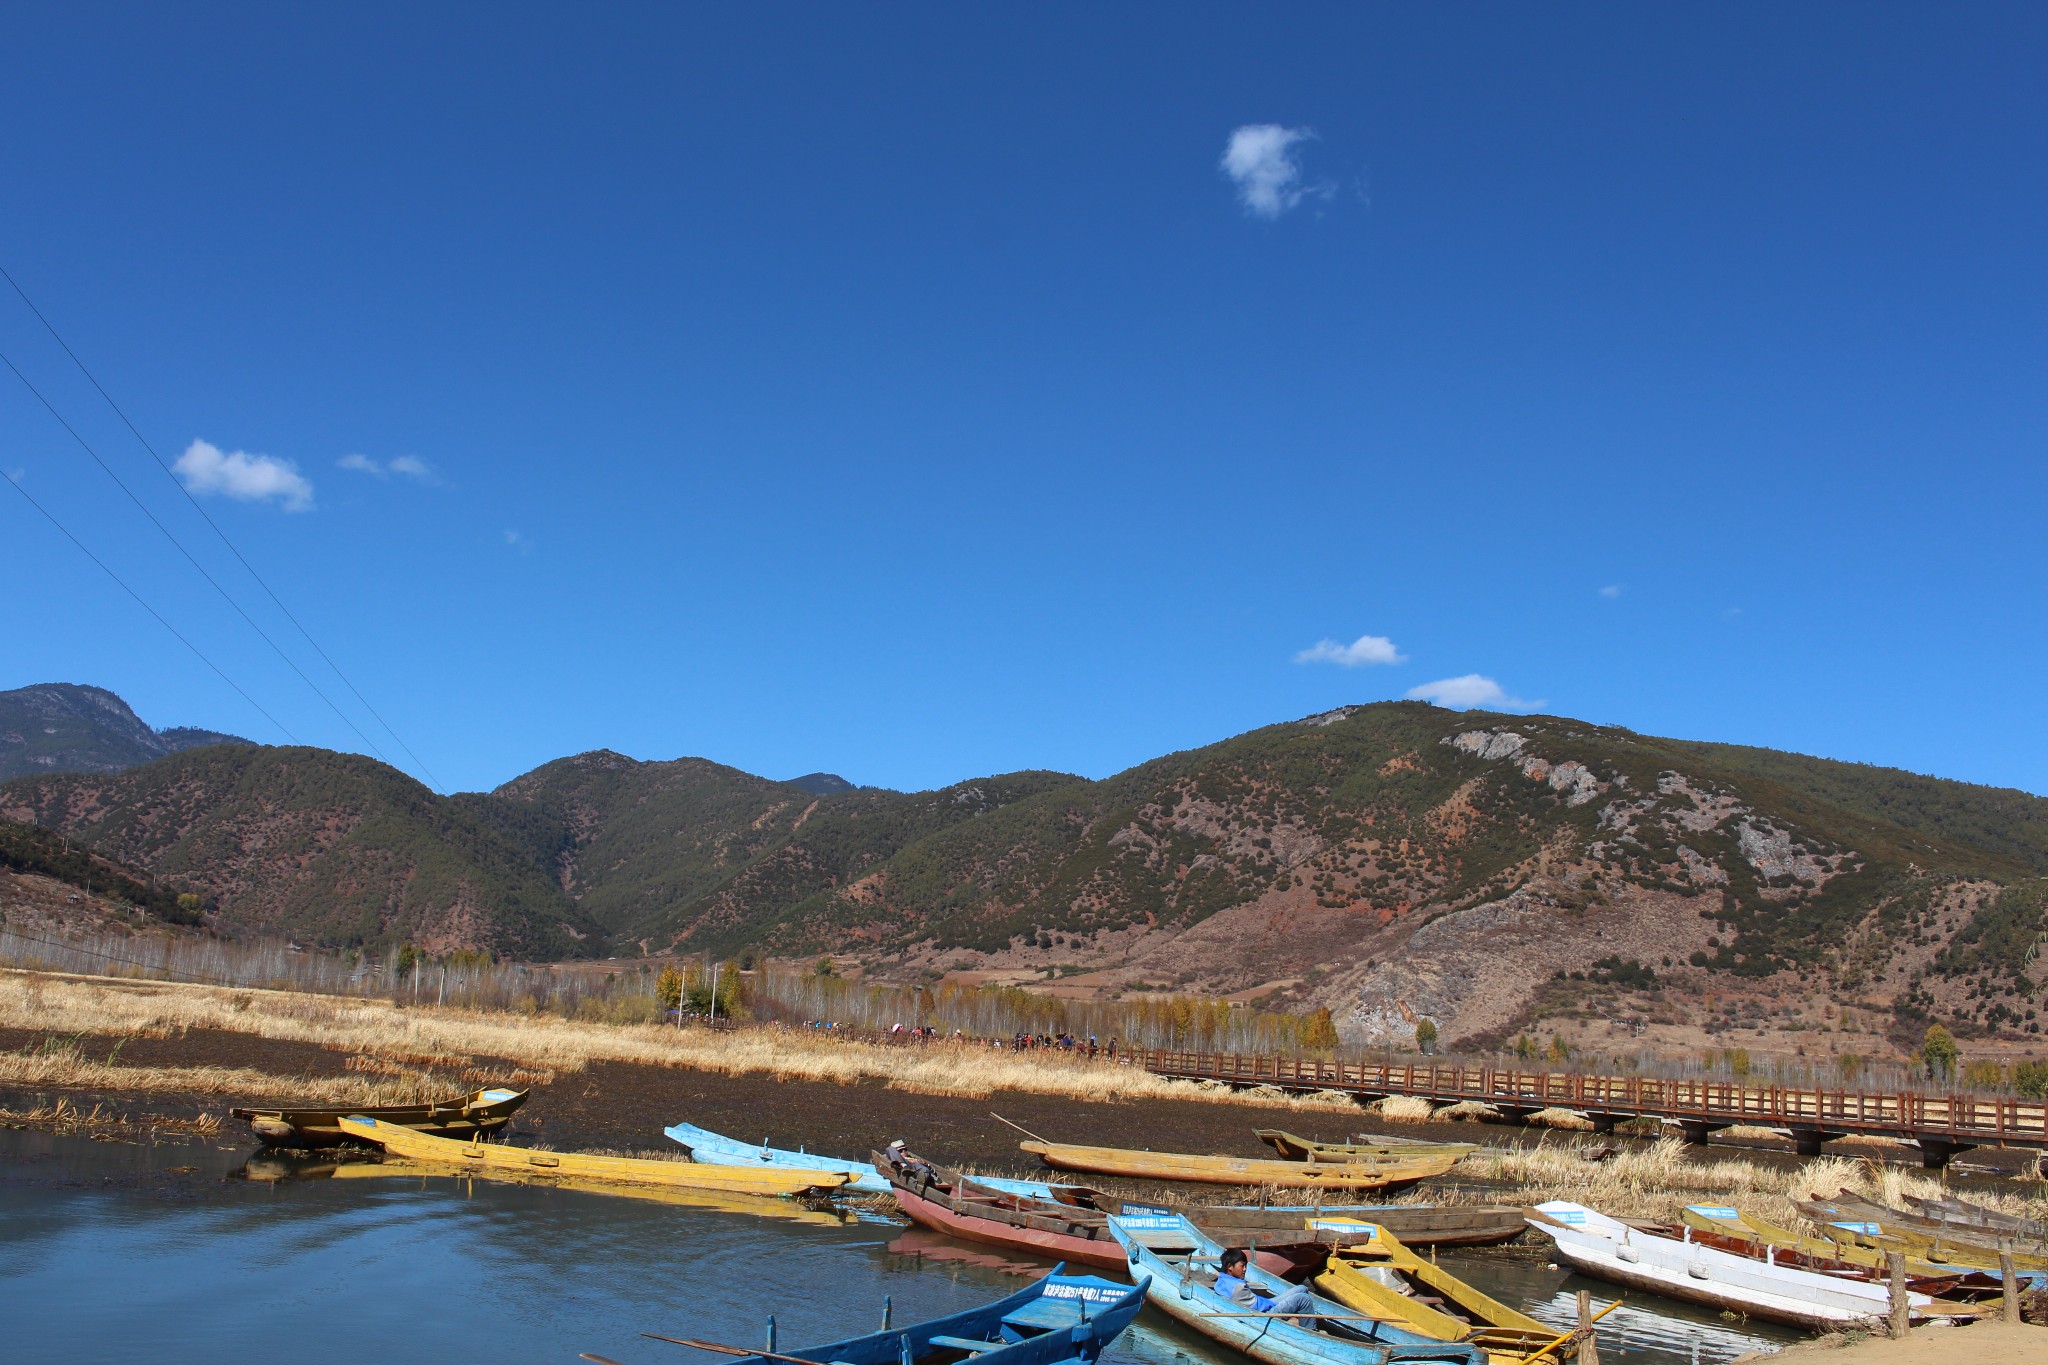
left=1524, top=1202, right=1976, bottom=1332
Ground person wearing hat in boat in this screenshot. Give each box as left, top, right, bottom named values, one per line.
left=1215, top=1248, right=1316, bottom=1319
left=886, top=1139, right=938, bottom=1184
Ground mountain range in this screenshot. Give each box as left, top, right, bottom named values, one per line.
left=0, top=683, right=248, bottom=782
left=4, top=683, right=2045, bottom=1048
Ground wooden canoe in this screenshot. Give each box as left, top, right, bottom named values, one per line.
left=1901, top=1192, right=2046, bottom=1241
left=1108, top=1210, right=1488, bottom=1365
left=1678, top=1205, right=1997, bottom=1292
left=620, top=1270, right=1149, bottom=1365
left=334, top=1117, right=850, bottom=1196
left=1255, top=1129, right=1479, bottom=1163
left=1525, top=1202, right=1980, bottom=1332
left=1795, top=1193, right=2048, bottom=1273
left=1020, top=1139, right=1458, bottom=1190
left=876, top=1151, right=1309, bottom=1277
left=230, top=1085, right=527, bottom=1147
left=978, top=1175, right=1525, bottom=1249
left=666, top=1121, right=891, bottom=1193
left=261, top=1154, right=852, bottom=1224
left=1311, top=1220, right=1556, bottom=1364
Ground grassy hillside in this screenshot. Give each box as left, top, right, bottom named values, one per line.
left=1, top=746, right=592, bottom=958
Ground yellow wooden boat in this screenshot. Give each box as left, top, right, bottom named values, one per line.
left=1312, top=1220, right=1559, bottom=1364
left=335, top=1117, right=851, bottom=1197
left=320, top=1156, right=850, bottom=1224
left=1794, top=1197, right=2048, bottom=1275
left=1678, top=1205, right=1994, bottom=1283
left=1017, top=1140, right=1458, bottom=1190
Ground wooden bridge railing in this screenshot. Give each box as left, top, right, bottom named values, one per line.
left=1132, top=1049, right=2048, bottom=1147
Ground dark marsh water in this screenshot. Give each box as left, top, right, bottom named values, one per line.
left=0, top=1130, right=1797, bottom=1364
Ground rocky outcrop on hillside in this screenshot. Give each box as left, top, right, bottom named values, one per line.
left=0, top=683, right=248, bottom=782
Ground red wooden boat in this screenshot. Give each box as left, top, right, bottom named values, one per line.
left=874, top=1148, right=1297, bottom=1276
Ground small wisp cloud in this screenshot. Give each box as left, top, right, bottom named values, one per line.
left=1221, top=124, right=1319, bottom=219
left=339, top=453, right=439, bottom=484
left=1295, top=633, right=1407, bottom=667
left=1405, top=674, right=1542, bottom=711
left=175, top=439, right=313, bottom=512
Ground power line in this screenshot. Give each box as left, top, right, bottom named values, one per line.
left=2, top=467, right=299, bottom=742
left=0, top=348, right=405, bottom=775
left=0, top=263, right=444, bottom=792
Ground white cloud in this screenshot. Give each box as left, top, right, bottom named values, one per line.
left=1295, top=633, right=1407, bottom=667
left=1598, top=584, right=1623, bottom=599
left=504, top=529, right=530, bottom=554
left=1221, top=124, right=1317, bottom=218
left=338, top=453, right=439, bottom=484
left=1405, top=674, right=1543, bottom=711
left=175, top=439, right=313, bottom=512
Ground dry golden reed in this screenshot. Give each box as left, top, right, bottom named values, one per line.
left=0, top=968, right=1361, bottom=1111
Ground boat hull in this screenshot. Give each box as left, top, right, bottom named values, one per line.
left=891, top=1183, right=1129, bottom=1270
left=1108, top=1211, right=1486, bottom=1365
left=336, top=1117, right=849, bottom=1196
left=664, top=1122, right=891, bottom=1194
left=1525, top=1203, right=1968, bottom=1334
left=1019, top=1140, right=1452, bottom=1190
left=230, top=1086, right=528, bottom=1148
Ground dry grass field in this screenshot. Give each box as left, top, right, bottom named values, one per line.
left=0, top=967, right=1367, bottom=1111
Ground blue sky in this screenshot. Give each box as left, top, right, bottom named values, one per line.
left=3, top=4, right=2044, bottom=797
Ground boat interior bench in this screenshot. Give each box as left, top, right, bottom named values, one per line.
left=926, top=1337, right=1000, bottom=1354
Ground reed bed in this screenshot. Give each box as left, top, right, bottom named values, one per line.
left=0, top=1034, right=445, bottom=1107
left=1460, top=1135, right=2046, bottom=1225
left=0, top=968, right=1362, bottom=1111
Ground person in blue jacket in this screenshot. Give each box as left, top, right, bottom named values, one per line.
left=1215, top=1248, right=1317, bottom=1318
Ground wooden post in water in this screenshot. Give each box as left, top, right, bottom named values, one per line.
left=1575, top=1290, right=1599, bottom=1365
left=2000, top=1242, right=2020, bottom=1323
left=1887, top=1252, right=1910, bottom=1339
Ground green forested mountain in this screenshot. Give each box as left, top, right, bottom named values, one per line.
left=1, top=744, right=596, bottom=958
left=0, top=683, right=248, bottom=782
left=6, top=692, right=2047, bottom=1047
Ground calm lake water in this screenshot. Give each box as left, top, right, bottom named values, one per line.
left=0, top=1130, right=1796, bottom=1365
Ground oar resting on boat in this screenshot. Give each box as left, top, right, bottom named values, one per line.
left=336, top=1117, right=850, bottom=1197
left=585, top=1269, right=1148, bottom=1365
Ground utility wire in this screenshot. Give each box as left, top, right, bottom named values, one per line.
left=0, top=263, right=444, bottom=792
left=0, top=348, right=403, bottom=773
left=2, top=468, right=298, bottom=741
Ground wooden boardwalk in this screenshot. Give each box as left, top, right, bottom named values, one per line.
left=1132, top=1049, right=2048, bottom=1167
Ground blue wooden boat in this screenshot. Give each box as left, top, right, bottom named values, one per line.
left=1107, top=1211, right=1485, bottom=1365
left=664, top=1122, right=890, bottom=1194
left=597, top=1268, right=1148, bottom=1365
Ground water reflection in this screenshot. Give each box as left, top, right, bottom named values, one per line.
left=1, top=1131, right=1793, bottom=1365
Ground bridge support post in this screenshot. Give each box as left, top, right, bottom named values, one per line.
left=1587, top=1112, right=1634, bottom=1136
left=1673, top=1120, right=1729, bottom=1147
left=1913, top=1137, right=1976, bottom=1171
left=1789, top=1129, right=1845, bottom=1158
